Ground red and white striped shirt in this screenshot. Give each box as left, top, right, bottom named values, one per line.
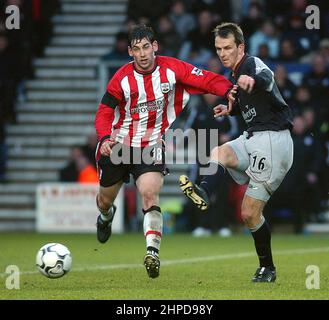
left=95, top=56, right=232, bottom=147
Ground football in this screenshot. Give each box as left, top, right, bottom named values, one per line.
left=36, top=243, right=72, bottom=279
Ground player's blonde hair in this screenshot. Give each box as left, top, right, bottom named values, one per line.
left=213, top=22, right=245, bottom=46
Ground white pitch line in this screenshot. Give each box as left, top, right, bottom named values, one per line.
left=1, top=246, right=329, bottom=278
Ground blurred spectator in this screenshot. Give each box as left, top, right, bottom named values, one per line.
left=60, top=130, right=100, bottom=183
left=156, top=15, right=181, bottom=57
left=168, top=0, right=195, bottom=39
left=59, top=146, right=82, bottom=182
left=59, top=145, right=98, bottom=184
left=178, top=9, right=215, bottom=68
left=178, top=41, right=212, bottom=69
left=265, top=115, right=323, bottom=232
left=274, top=64, right=297, bottom=107
left=278, top=39, right=298, bottom=62
left=302, top=54, right=329, bottom=108
left=249, top=20, right=280, bottom=59
left=101, top=31, right=130, bottom=61
left=318, top=38, right=329, bottom=65
left=289, top=0, right=308, bottom=16
left=190, top=0, right=231, bottom=22
left=301, top=38, right=329, bottom=64
left=206, top=55, right=229, bottom=77
left=101, top=31, right=131, bottom=77
left=240, top=2, right=264, bottom=39
left=81, top=131, right=98, bottom=168
left=123, top=17, right=139, bottom=34
left=291, top=85, right=314, bottom=115
left=257, top=43, right=273, bottom=64
left=302, top=108, right=319, bottom=136
left=282, top=13, right=319, bottom=59
left=76, top=154, right=98, bottom=184
left=180, top=9, right=216, bottom=52
left=265, top=0, right=291, bottom=28
left=127, top=0, right=170, bottom=26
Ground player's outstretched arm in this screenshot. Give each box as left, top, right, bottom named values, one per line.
left=169, top=57, right=233, bottom=98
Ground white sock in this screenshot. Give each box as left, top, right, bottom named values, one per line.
left=143, top=207, right=163, bottom=253
left=99, top=205, right=114, bottom=222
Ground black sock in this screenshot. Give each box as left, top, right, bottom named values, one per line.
left=250, top=219, right=275, bottom=269
left=199, top=162, right=226, bottom=197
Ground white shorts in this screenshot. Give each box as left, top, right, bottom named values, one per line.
left=226, top=130, right=294, bottom=202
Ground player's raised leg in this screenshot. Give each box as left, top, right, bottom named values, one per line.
left=96, top=181, right=122, bottom=243
left=136, top=171, right=163, bottom=278
left=180, top=144, right=238, bottom=210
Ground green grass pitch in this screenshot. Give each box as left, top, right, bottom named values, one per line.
left=0, top=232, right=328, bottom=300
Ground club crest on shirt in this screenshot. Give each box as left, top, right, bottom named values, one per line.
left=160, top=82, right=170, bottom=93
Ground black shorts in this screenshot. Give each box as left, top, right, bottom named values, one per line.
left=96, top=142, right=168, bottom=187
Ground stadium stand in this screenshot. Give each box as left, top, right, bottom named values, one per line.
left=0, top=0, right=128, bottom=230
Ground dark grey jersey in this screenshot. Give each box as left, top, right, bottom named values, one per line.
left=231, top=54, right=293, bottom=132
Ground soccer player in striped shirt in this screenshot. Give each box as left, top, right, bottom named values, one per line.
left=94, top=24, right=234, bottom=278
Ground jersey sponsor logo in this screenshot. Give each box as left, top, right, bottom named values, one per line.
left=191, top=67, right=204, bottom=76
left=131, top=98, right=165, bottom=114
left=160, top=82, right=171, bottom=93
left=242, top=105, right=257, bottom=123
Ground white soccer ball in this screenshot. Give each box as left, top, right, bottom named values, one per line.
left=36, top=243, right=72, bottom=279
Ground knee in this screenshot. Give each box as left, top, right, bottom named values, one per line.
left=210, top=145, right=237, bottom=167
left=241, top=203, right=257, bottom=226
left=97, top=193, right=113, bottom=210
left=210, top=146, right=221, bottom=160
left=140, top=189, right=158, bottom=208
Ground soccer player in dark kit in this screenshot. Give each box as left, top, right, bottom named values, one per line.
left=180, top=22, right=294, bottom=282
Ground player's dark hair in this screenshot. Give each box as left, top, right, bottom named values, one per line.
left=213, top=22, right=245, bottom=46
left=128, top=25, right=156, bottom=47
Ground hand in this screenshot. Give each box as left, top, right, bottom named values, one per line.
left=213, top=104, right=230, bottom=118
left=237, top=75, right=255, bottom=93
left=227, top=85, right=238, bottom=113
left=214, top=85, right=238, bottom=117
left=100, top=139, right=117, bottom=156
